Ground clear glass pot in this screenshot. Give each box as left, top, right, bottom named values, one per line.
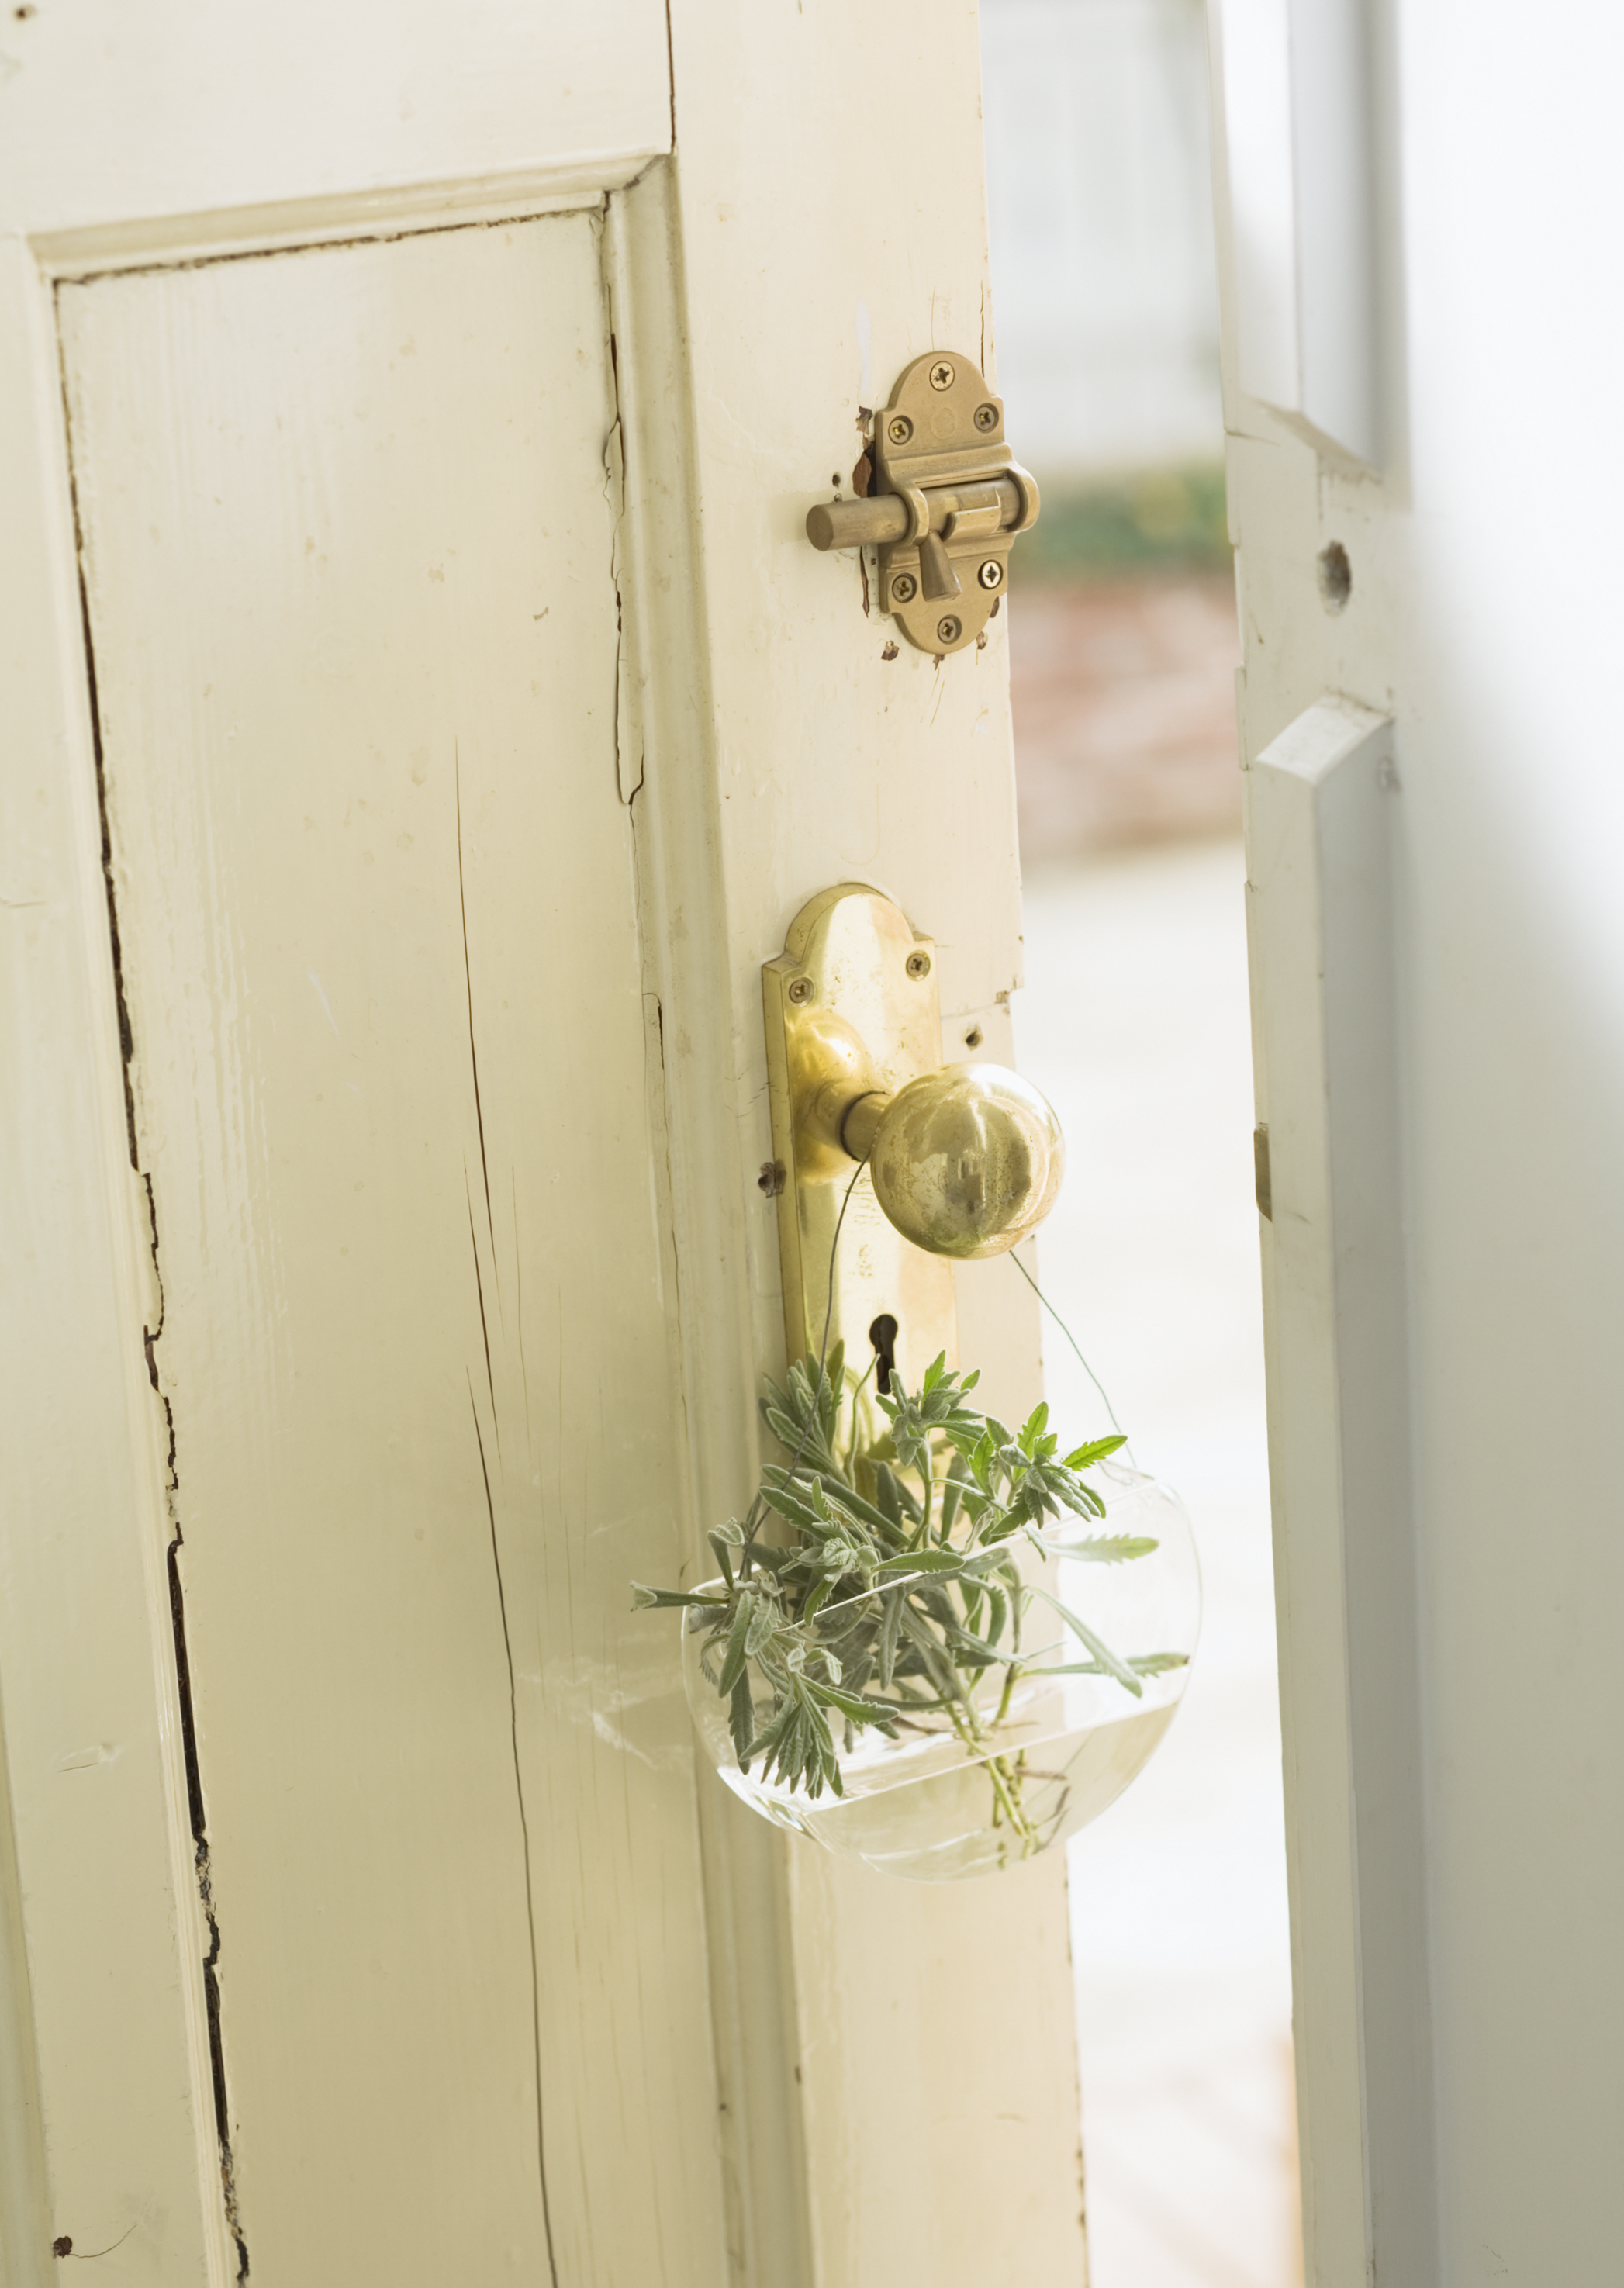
left=682, top=1463, right=1200, bottom=1882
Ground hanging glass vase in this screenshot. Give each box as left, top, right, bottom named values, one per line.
left=680, top=1458, right=1200, bottom=1883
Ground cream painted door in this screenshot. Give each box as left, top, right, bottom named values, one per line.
left=1, top=6, right=1083, bottom=2287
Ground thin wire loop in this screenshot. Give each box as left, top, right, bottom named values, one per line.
left=1007, top=1248, right=1131, bottom=1453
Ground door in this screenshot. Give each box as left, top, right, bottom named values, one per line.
left=0, top=6, right=1084, bottom=2285
left=1211, top=3, right=1624, bottom=2284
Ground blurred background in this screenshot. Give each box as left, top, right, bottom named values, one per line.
left=979, top=5, right=1301, bottom=2283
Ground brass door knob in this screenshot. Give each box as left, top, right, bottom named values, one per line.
left=763, top=883, right=1064, bottom=1369
left=841, top=1063, right=1064, bottom=1260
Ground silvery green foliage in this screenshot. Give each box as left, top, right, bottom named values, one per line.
left=634, top=1346, right=1183, bottom=1808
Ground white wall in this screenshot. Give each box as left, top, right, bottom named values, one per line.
left=981, top=0, right=1222, bottom=476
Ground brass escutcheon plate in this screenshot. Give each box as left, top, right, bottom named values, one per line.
left=762, top=884, right=957, bottom=1393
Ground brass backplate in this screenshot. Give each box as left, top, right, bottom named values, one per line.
left=762, top=884, right=957, bottom=1394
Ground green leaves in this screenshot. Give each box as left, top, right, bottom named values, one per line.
left=1066, top=1434, right=1128, bottom=1469
left=805, top=1677, right=906, bottom=1726
left=1058, top=1533, right=1159, bottom=1564
left=640, top=1353, right=1166, bottom=1813
left=758, top=1344, right=850, bottom=1480
left=1019, top=1650, right=1188, bottom=1681
left=718, top=1594, right=755, bottom=1695
left=729, top=1671, right=755, bottom=1764
left=877, top=1353, right=990, bottom=1480
left=708, top=1519, right=746, bottom=1586
left=878, top=1584, right=905, bottom=1688
left=742, top=1678, right=858, bottom=1800
left=812, top=1475, right=908, bottom=1549
left=876, top=1546, right=973, bottom=1576
left=1024, top=1583, right=1143, bottom=1696
left=631, top=1585, right=728, bottom=1611
left=757, top=1468, right=833, bottom=1539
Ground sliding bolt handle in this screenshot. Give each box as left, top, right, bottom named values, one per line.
left=842, top=1064, right=1064, bottom=1260
left=804, top=474, right=1031, bottom=556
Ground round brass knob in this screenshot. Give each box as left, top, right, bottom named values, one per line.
left=848, top=1063, right=1065, bottom=1260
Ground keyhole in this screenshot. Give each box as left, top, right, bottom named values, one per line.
left=869, top=1313, right=900, bottom=1395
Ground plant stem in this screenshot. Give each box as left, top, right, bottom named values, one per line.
left=942, top=1664, right=1039, bottom=1854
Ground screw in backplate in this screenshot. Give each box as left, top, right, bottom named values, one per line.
left=787, top=976, right=814, bottom=1004
left=937, top=615, right=962, bottom=645
left=977, top=559, right=1004, bottom=591
left=929, top=361, right=955, bottom=392
left=888, top=414, right=914, bottom=444
left=891, top=572, right=917, bottom=603
left=973, top=403, right=998, bottom=432
left=906, top=950, right=932, bottom=980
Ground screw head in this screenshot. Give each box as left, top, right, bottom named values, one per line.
left=786, top=976, right=814, bottom=1005
left=937, top=615, right=962, bottom=645
left=973, top=402, right=999, bottom=432
left=890, top=572, right=917, bottom=603
left=887, top=414, right=914, bottom=445
left=906, top=950, right=932, bottom=980
left=977, top=558, right=1004, bottom=591
left=928, top=360, right=955, bottom=392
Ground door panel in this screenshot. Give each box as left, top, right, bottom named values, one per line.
left=60, top=213, right=725, bottom=2286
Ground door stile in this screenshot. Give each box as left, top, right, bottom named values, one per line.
left=605, top=162, right=819, bottom=2288
left=619, top=4, right=1092, bottom=2279
left=0, top=1688, right=51, bottom=2288
left=1207, top=12, right=1441, bottom=2279
left=0, top=233, right=232, bottom=2282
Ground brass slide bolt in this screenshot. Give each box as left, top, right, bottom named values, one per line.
left=804, top=351, right=1040, bottom=655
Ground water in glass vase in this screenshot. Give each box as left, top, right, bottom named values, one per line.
left=795, top=1698, right=1179, bottom=1882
